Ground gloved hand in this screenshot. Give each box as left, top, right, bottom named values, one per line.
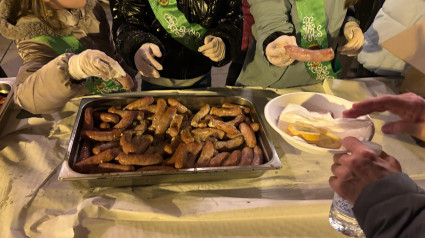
left=198, top=35, right=226, bottom=62
left=338, top=21, right=364, bottom=56
left=68, top=49, right=126, bottom=80
left=134, top=43, right=163, bottom=78
left=265, top=35, right=297, bottom=67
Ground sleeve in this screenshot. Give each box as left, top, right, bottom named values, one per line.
left=14, top=42, right=86, bottom=114
left=204, top=0, right=243, bottom=66
left=109, top=0, right=164, bottom=70
left=353, top=173, right=425, bottom=238
left=247, top=0, right=294, bottom=59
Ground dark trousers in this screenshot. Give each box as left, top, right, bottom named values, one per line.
left=225, top=50, right=247, bottom=86
left=0, top=66, right=6, bottom=78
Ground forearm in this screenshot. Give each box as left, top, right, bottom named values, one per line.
left=248, top=0, right=294, bottom=48
left=353, top=173, right=425, bottom=237
left=14, top=54, right=84, bottom=114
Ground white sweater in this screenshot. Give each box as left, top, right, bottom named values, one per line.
left=357, top=0, right=425, bottom=76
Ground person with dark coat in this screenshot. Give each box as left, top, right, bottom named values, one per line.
left=110, top=0, right=243, bottom=90
left=330, top=93, right=425, bottom=237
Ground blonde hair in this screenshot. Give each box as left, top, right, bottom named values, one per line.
left=9, top=0, right=66, bottom=30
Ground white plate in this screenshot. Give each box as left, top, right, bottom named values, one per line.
left=264, top=92, right=374, bottom=154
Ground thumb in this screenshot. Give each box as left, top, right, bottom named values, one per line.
left=204, top=35, right=215, bottom=44
left=345, top=28, right=354, bottom=41
left=382, top=121, right=420, bottom=136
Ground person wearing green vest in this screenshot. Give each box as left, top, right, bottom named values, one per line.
left=110, top=0, right=242, bottom=90
left=236, top=0, right=364, bottom=88
left=0, top=0, right=135, bottom=114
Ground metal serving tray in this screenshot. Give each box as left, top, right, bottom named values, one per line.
left=59, top=94, right=282, bottom=187
left=0, top=77, right=15, bottom=128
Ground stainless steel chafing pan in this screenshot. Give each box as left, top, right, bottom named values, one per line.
left=0, top=78, right=15, bottom=130
left=59, top=94, right=282, bottom=187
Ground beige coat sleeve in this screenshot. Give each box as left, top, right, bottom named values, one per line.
left=14, top=41, right=88, bottom=114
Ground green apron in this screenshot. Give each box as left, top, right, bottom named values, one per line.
left=147, top=0, right=207, bottom=52
left=32, top=34, right=125, bottom=95
left=295, top=0, right=340, bottom=81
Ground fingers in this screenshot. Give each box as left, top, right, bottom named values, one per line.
left=265, top=44, right=293, bottom=66
left=198, top=36, right=225, bottom=62
left=149, top=44, right=163, bottom=58
left=331, top=157, right=355, bottom=181
left=343, top=95, right=407, bottom=118
left=105, top=57, right=127, bottom=79
left=382, top=121, right=425, bottom=140
left=339, top=30, right=364, bottom=56
left=266, top=46, right=286, bottom=57
left=85, top=54, right=120, bottom=80
left=198, top=36, right=216, bottom=52
left=340, top=136, right=370, bottom=155
left=379, top=151, right=402, bottom=172
left=144, top=52, right=163, bottom=71
left=138, top=63, right=160, bottom=78
left=264, top=35, right=298, bottom=67
left=135, top=44, right=163, bottom=78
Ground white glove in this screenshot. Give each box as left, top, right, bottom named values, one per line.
left=265, top=35, right=297, bottom=67
left=198, top=35, right=226, bottom=62
left=338, top=21, right=364, bottom=56
left=134, top=43, right=163, bottom=78
left=68, top=49, right=126, bottom=80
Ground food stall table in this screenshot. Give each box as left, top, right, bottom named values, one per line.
left=1, top=77, right=424, bottom=237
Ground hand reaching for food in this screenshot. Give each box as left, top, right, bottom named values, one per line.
left=68, top=49, right=133, bottom=90
left=343, top=93, right=425, bottom=141
left=338, top=21, right=364, bottom=57
left=134, top=43, right=163, bottom=78
left=265, top=35, right=297, bottom=67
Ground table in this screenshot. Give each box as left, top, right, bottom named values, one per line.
left=1, top=77, right=424, bottom=237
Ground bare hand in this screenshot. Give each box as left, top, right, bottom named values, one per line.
left=343, top=93, right=425, bottom=141
left=329, top=137, right=402, bottom=204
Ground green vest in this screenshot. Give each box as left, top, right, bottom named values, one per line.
left=32, top=34, right=125, bottom=95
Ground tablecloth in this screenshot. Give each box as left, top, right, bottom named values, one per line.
left=1, top=77, right=424, bottom=238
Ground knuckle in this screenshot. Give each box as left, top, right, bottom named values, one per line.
left=359, top=149, right=376, bottom=159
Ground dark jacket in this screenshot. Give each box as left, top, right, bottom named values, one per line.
left=110, top=0, right=243, bottom=80
left=353, top=173, right=425, bottom=237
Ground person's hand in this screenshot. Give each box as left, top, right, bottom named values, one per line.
left=68, top=49, right=126, bottom=81
left=198, top=35, right=226, bottom=62
left=343, top=93, right=425, bottom=141
left=265, top=35, right=297, bottom=67
left=134, top=43, right=163, bottom=78
left=338, top=21, right=364, bottom=56
left=329, top=137, right=402, bottom=204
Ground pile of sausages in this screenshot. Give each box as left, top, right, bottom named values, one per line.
left=73, top=96, right=265, bottom=174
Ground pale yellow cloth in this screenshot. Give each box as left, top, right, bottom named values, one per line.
left=1, top=78, right=425, bottom=237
